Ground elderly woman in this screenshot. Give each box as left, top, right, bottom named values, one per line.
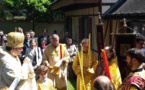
left=25, top=39, right=42, bottom=70
left=66, top=38, right=77, bottom=79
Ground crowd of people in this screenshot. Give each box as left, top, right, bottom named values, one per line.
left=0, top=27, right=145, bottom=90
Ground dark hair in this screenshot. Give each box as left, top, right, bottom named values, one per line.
left=136, top=34, right=145, bottom=43
left=126, top=48, right=145, bottom=63
left=36, top=65, right=48, bottom=75
left=24, top=32, right=30, bottom=35
left=53, top=30, right=57, bottom=34
left=6, top=46, right=12, bottom=51
left=41, top=38, right=46, bottom=42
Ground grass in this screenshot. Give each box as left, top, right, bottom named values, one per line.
left=67, top=79, right=76, bottom=90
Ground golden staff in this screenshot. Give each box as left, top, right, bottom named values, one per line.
left=77, top=46, right=86, bottom=90
left=88, top=33, right=91, bottom=66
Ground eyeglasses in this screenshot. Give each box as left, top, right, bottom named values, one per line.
left=14, top=47, right=23, bottom=50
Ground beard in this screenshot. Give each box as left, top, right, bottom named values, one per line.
left=127, top=61, right=132, bottom=70
left=107, top=54, right=114, bottom=62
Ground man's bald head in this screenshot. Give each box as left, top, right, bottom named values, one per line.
left=52, top=34, right=59, bottom=39
left=104, top=46, right=115, bottom=62
left=94, top=76, right=114, bottom=90
left=51, top=34, right=59, bottom=46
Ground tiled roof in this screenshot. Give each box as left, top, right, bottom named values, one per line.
left=103, top=0, right=145, bottom=19
left=113, top=0, right=145, bottom=15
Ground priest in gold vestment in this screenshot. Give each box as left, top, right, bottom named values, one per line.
left=104, top=46, right=122, bottom=90
left=42, top=34, right=69, bottom=90
left=0, top=32, right=37, bottom=90
left=72, top=38, right=98, bottom=90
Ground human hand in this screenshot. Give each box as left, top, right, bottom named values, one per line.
left=33, top=66, right=37, bottom=70
left=23, top=57, right=30, bottom=63
left=83, top=67, right=88, bottom=75
left=62, top=59, right=67, bottom=67
left=70, top=53, right=73, bottom=57
left=51, top=70, right=57, bottom=75
left=45, top=61, right=51, bottom=67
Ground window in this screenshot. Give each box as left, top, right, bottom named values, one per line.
left=131, top=22, right=145, bottom=37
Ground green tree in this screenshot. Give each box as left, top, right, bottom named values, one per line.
left=0, top=0, right=64, bottom=21
left=0, top=0, right=64, bottom=30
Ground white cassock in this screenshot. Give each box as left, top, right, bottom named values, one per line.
left=0, top=46, right=37, bottom=90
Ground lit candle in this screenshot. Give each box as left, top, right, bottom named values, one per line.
left=102, top=49, right=112, bottom=82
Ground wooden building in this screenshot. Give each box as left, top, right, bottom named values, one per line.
left=51, top=0, right=118, bottom=56
left=103, top=0, right=145, bottom=80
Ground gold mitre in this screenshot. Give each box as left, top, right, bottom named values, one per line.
left=7, top=32, right=24, bottom=48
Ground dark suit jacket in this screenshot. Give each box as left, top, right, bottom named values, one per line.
left=38, top=35, right=50, bottom=47
left=22, top=39, right=30, bottom=55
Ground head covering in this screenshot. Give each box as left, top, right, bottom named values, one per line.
left=7, top=32, right=24, bottom=48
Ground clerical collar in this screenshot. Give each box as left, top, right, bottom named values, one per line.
left=131, top=68, right=143, bottom=73
left=39, top=78, right=46, bottom=83
left=52, top=44, right=59, bottom=48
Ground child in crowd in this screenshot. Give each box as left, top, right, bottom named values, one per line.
left=36, top=65, right=55, bottom=90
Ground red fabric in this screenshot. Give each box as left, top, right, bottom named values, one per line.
left=119, top=75, right=145, bottom=90
left=60, top=45, right=62, bottom=59
left=42, top=45, right=46, bottom=49
left=102, top=50, right=112, bottom=82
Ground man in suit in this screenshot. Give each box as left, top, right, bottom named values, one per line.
left=22, top=32, right=31, bottom=55
left=38, top=29, right=50, bottom=47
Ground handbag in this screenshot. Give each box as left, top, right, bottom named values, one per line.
left=32, top=49, right=37, bottom=66
left=32, top=47, right=40, bottom=66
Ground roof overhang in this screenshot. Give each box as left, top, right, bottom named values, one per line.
left=103, top=0, right=145, bottom=19
left=51, top=0, right=100, bottom=11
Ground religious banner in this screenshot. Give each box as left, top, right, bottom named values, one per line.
left=95, top=61, right=105, bottom=77
left=114, top=33, right=136, bottom=80
left=96, top=25, right=105, bottom=59
left=95, top=24, right=105, bottom=77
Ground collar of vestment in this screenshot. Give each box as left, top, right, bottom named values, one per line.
left=132, top=68, right=143, bottom=73
left=52, top=44, right=59, bottom=48
left=39, top=78, right=46, bottom=83
left=109, top=55, right=117, bottom=65
left=83, top=51, right=88, bottom=53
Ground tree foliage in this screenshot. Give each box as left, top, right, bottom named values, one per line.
left=0, top=0, right=64, bottom=21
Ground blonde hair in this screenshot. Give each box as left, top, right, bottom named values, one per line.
left=36, top=65, right=48, bottom=75
left=81, top=38, right=89, bottom=45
